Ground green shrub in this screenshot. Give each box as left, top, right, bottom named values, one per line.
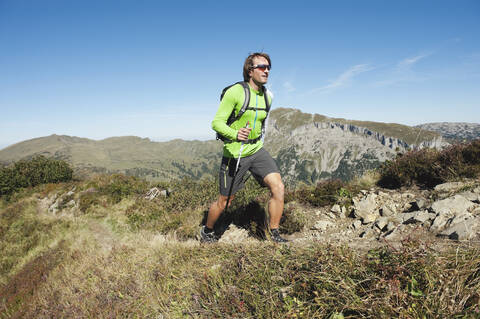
left=0, top=156, right=73, bottom=198
left=295, top=179, right=347, bottom=207
left=378, top=139, right=480, bottom=189
left=78, top=192, right=102, bottom=213
left=98, top=174, right=149, bottom=204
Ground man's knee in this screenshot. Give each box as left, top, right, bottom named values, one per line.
left=265, top=173, right=284, bottom=198
left=272, top=180, right=285, bottom=198
left=217, top=195, right=234, bottom=210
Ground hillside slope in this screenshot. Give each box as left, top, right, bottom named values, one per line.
left=1, top=174, right=479, bottom=318
left=264, top=108, right=447, bottom=184
left=0, top=108, right=449, bottom=184
left=0, top=135, right=221, bottom=180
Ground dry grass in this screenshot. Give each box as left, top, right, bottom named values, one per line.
left=1, top=174, right=480, bottom=318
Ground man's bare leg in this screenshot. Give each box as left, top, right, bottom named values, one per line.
left=206, top=195, right=235, bottom=229
left=263, top=172, right=285, bottom=229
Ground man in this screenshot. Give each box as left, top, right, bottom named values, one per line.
left=200, top=52, right=287, bottom=243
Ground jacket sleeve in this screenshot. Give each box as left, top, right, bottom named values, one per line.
left=211, top=85, right=241, bottom=141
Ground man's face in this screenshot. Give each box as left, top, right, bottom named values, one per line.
left=249, top=56, right=270, bottom=85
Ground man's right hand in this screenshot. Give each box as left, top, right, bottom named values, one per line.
left=237, top=127, right=252, bottom=141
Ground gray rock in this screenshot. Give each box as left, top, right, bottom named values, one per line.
left=402, top=202, right=413, bottom=212
left=386, top=221, right=397, bottom=232
left=144, top=187, right=169, bottom=200
left=401, top=192, right=416, bottom=199
left=359, top=227, right=377, bottom=239
left=340, top=206, right=347, bottom=218
left=325, top=211, right=337, bottom=219
left=312, top=220, right=336, bottom=231
left=383, top=224, right=406, bottom=241
left=458, top=191, right=480, bottom=203
left=159, top=189, right=168, bottom=197
left=402, top=212, right=416, bottom=224
left=375, top=217, right=389, bottom=231
left=473, top=207, right=480, bottom=216
left=331, top=204, right=341, bottom=214
left=431, top=195, right=476, bottom=217
left=438, top=221, right=474, bottom=240
left=353, top=194, right=379, bottom=224
left=416, top=198, right=428, bottom=210
left=430, top=214, right=450, bottom=231
left=352, top=220, right=362, bottom=230
left=434, top=182, right=465, bottom=193
left=380, top=204, right=396, bottom=217
left=391, top=214, right=403, bottom=224
left=449, top=212, right=474, bottom=226
left=413, top=210, right=435, bottom=223
left=378, top=191, right=390, bottom=197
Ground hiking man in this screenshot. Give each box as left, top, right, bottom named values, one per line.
left=200, top=52, right=287, bottom=243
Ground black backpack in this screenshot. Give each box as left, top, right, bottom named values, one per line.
left=216, top=81, right=271, bottom=144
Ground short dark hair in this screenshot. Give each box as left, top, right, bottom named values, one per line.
left=243, top=52, right=271, bottom=82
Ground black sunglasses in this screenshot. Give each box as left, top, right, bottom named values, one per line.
left=252, top=64, right=271, bottom=71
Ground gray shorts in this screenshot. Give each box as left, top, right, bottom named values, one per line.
left=219, top=148, right=280, bottom=196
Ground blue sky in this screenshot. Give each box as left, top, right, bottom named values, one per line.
left=1, top=0, right=479, bottom=149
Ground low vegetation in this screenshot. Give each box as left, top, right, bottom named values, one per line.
left=0, top=155, right=73, bottom=198
left=378, top=139, right=480, bottom=189
left=1, top=145, right=480, bottom=317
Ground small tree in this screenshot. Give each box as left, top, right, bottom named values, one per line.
left=0, top=156, right=73, bottom=197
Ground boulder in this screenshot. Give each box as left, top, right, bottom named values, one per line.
left=431, top=195, right=476, bottom=217
left=413, top=210, right=435, bottom=224
left=144, top=187, right=169, bottom=200
left=359, top=227, right=377, bottom=239
left=380, top=204, right=396, bottom=217
left=449, top=212, right=474, bottom=225
left=386, top=221, right=397, bottom=232
left=458, top=191, right=480, bottom=203
left=430, top=214, right=450, bottom=231
left=438, top=217, right=480, bottom=240
left=402, top=212, right=416, bottom=224
left=352, top=220, right=362, bottom=230
left=434, top=182, right=465, bottom=193
left=375, top=217, right=389, bottom=231
left=353, top=194, right=379, bottom=224
left=416, top=198, right=428, bottom=210
left=331, top=204, right=341, bottom=214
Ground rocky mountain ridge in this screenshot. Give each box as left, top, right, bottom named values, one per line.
left=415, top=122, right=480, bottom=142
left=0, top=108, right=467, bottom=185
left=264, top=108, right=448, bottom=184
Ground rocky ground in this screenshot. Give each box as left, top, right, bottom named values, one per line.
left=216, top=178, right=480, bottom=251
left=37, top=178, right=480, bottom=251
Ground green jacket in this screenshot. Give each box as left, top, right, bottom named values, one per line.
left=212, top=83, right=272, bottom=158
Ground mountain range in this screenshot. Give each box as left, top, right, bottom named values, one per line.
left=414, top=122, right=480, bottom=142
left=2, top=107, right=474, bottom=185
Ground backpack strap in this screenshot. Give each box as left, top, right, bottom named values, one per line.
left=259, top=86, right=271, bottom=142
left=217, top=83, right=271, bottom=144
left=225, top=81, right=250, bottom=126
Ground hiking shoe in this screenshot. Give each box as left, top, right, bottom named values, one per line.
left=271, top=229, right=288, bottom=243
left=199, top=226, right=218, bottom=243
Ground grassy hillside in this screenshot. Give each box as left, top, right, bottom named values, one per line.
left=270, top=108, right=441, bottom=145
left=0, top=135, right=222, bottom=181
left=1, top=167, right=480, bottom=317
